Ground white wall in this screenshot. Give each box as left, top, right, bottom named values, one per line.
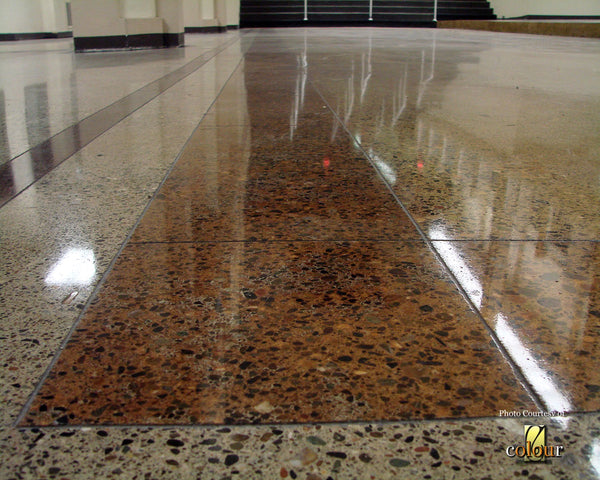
left=156, top=0, right=184, bottom=32
left=216, top=0, right=239, bottom=26
left=53, top=0, right=71, bottom=30
left=183, top=0, right=219, bottom=27
left=122, top=0, right=157, bottom=18
left=183, top=0, right=202, bottom=25
left=201, top=0, right=215, bottom=20
left=40, top=0, right=57, bottom=31
left=71, top=0, right=125, bottom=37
left=0, top=0, right=44, bottom=34
left=40, top=0, right=71, bottom=32
left=71, top=0, right=184, bottom=37
left=1, top=0, right=231, bottom=34
left=226, top=0, right=239, bottom=25
left=491, top=0, right=600, bottom=19
left=0, top=0, right=70, bottom=34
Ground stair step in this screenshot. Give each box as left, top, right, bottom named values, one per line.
left=240, top=0, right=495, bottom=26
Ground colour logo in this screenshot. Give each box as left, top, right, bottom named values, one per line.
left=505, top=425, right=564, bottom=462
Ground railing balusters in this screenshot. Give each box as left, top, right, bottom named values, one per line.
left=433, top=0, right=438, bottom=22
left=369, top=0, right=373, bottom=21
left=304, top=0, right=308, bottom=21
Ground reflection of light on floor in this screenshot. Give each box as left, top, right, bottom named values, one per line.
left=430, top=224, right=572, bottom=428
left=591, top=439, right=600, bottom=478
left=45, top=248, right=96, bottom=286
left=369, top=148, right=396, bottom=185
left=353, top=133, right=362, bottom=151
left=496, top=313, right=572, bottom=426
left=429, top=225, right=482, bottom=308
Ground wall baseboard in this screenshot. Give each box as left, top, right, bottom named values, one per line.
left=74, top=33, right=184, bottom=52
left=509, top=15, right=600, bottom=20
left=184, top=26, right=227, bottom=33
left=0, top=31, right=72, bottom=41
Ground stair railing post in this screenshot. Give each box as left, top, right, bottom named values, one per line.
left=304, top=0, right=308, bottom=20
left=433, top=0, right=437, bottom=23
left=369, top=0, right=373, bottom=21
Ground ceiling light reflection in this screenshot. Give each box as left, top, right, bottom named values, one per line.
left=591, top=439, right=600, bottom=478
left=45, top=248, right=96, bottom=286
left=429, top=224, right=572, bottom=427
left=429, top=225, right=482, bottom=308
left=369, top=149, right=396, bottom=185
left=496, top=313, right=573, bottom=422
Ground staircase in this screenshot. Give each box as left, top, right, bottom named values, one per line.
left=240, top=0, right=495, bottom=28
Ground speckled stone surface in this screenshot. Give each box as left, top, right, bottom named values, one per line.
left=0, top=33, right=242, bottom=164
left=307, top=31, right=600, bottom=241
left=21, top=240, right=536, bottom=426
left=2, top=27, right=600, bottom=480
left=0, top=37, right=248, bottom=425
left=3, top=414, right=600, bottom=479
left=433, top=240, right=600, bottom=413
left=129, top=120, right=419, bottom=242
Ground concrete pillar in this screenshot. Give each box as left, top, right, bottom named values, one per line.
left=156, top=0, right=185, bottom=46
left=184, top=0, right=223, bottom=32
left=72, top=0, right=127, bottom=49
left=216, top=0, right=239, bottom=29
left=0, top=0, right=71, bottom=40
left=71, top=0, right=184, bottom=51
left=226, top=0, right=240, bottom=28
left=202, top=0, right=216, bottom=20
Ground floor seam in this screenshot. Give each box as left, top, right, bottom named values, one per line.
left=16, top=411, right=598, bottom=431
left=126, top=238, right=426, bottom=245
left=126, top=238, right=600, bottom=245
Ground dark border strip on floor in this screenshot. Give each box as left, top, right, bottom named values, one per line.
left=14, top=32, right=259, bottom=429
left=0, top=33, right=244, bottom=209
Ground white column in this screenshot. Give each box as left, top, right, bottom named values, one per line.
left=202, top=0, right=215, bottom=20
left=156, top=0, right=184, bottom=33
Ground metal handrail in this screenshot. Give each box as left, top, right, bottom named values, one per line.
left=301, top=0, right=437, bottom=24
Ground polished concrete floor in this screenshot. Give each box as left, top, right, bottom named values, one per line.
left=1, top=27, right=599, bottom=479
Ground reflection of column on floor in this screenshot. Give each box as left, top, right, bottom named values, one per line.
left=0, top=91, right=9, bottom=163
left=5, top=82, right=49, bottom=202
left=586, top=243, right=600, bottom=346
left=561, top=241, right=600, bottom=359
left=216, top=55, right=248, bottom=327
left=25, top=83, right=51, bottom=173
left=290, top=35, right=307, bottom=140
left=1, top=80, right=27, bottom=164
left=191, top=53, right=250, bottom=378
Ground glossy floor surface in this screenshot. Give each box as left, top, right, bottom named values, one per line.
left=1, top=28, right=600, bottom=479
